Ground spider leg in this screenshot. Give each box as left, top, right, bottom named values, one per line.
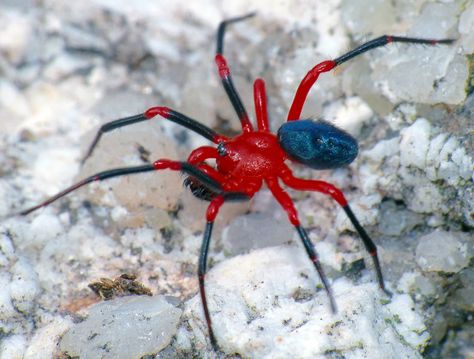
left=265, top=177, right=337, bottom=313
left=215, top=13, right=256, bottom=133
left=199, top=195, right=224, bottom=350
left=185, top=146, right=227, bottom=200
left=188, top=146, right=219, bottom=164
left=280, top=166, right=390, bottom=295
left=333, top=35, right=454, bottom=66
left=216, top=12, right=256, bottom=55
left=17, top=159, right=246, bottom=216
left=81, top=107, right=226, bottom=164
left=253, top=78, right=270, bottom=131
left=198, top=184, right=251, bottom=349
left=287, top=35, right=455, bottom=121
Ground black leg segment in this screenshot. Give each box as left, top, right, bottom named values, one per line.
left=295, top=225, right=337, bottom=313
left=82, top=114, right=147, bottom=164
left=334, top=35, right=455, bottom=66
left=343, top=205, right=390, bottom=295
left=215, top=13, right=256, bottom=132
left=216, top=12, right=256, bottom=55
left=18, top=164, right=156, bottom=215
left=198, top=221, right=217, bottom=349
left=82, top=107, right=221, bottom=164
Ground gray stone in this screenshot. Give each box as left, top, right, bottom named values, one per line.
left=415, top=230, right=472, bottom=273
left=60, top=296, right=182, bottom=359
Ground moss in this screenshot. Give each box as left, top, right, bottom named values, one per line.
left=466, top=54, right=474, bottom=96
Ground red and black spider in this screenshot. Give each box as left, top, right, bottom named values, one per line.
left=17, top=13, right=453, bottom=350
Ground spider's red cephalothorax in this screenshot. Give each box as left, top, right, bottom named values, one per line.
left=16, top=13, right=454, bottom=351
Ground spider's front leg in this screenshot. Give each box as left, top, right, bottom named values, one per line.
left=81, top=107, right=226, bottom=165
left=287, top=35, right=454, bottom=121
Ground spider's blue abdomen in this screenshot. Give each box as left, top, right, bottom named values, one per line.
left=277, top=119, right=358, bottom=169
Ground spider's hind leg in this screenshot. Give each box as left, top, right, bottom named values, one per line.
left=265, top=177, right=337, bottom=313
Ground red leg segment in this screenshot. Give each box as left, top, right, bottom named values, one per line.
left=280, top=165, right=347, bottom=206
left=187, top=146, right=218, bottom=163
left=287, top=60, right=336, bottom=121
left=187, top=146, right=228, bottom=185
left=253, top=78, right=270, bottom=132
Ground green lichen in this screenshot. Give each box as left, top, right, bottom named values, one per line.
left=466, top=54, right=474, bottom=96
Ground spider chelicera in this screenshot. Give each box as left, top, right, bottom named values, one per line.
left=17, top=13, right=453, bottom=350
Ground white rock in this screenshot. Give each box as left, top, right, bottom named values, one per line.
left=0, top=275, right=16, bottom=321
left=407, top=182, right=444, bottom=214
left=0, top=80, right=30, bottom=132
left=60, top=296, right=182, bottom=359
left=415, top=230, right=472, bottom=273
left=0, top=10, right=33, bottom=64
left=400, top=119, right=431, bottom=170
left=24, top=316, right=73, bottom=359
left=341, top=0, right=396, bottom=35
left=0, top=334, right=27, bottom=359
left=187, top=246, right=429, bottom=358
left=0, top=232, right=16, bottom=265
left=426, top=132, right=449, bottom=180
left=9, top=258, right=40, bottom=314
left=386, top=294, right=429, bottom=349
left=409, top=2, right=458, bottom=38
left=23, top=213, right=63, bottom=251
left=451, top=147, right=473, bottom=181
left=223, top=212, right=293, bottom=255
left=364, top=137, right=399, bottom=164
left=30, top=147, right=80, bottom=197
left=322, top=96, right=373, bottom=137
left=314, top=240, right=344, bottom=271
left=459, top=2, right=474, bottom=53
left=430, top=54, right=469, bottom=105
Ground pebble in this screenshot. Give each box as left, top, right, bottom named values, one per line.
left=59, top=296, right=182, bottom=359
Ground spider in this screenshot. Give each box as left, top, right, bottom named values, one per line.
left=17, top=13, right=453, bottom=350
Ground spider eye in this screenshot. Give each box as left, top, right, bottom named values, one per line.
left=277, top=119, right=358, bottom=169
left=217, top=142, right=227, bottom=156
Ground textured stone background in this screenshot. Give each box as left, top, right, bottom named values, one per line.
left=0, top=0, right=472, bottom=358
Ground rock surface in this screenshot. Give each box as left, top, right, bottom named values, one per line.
left=0, top=0, right=472, bottom=358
